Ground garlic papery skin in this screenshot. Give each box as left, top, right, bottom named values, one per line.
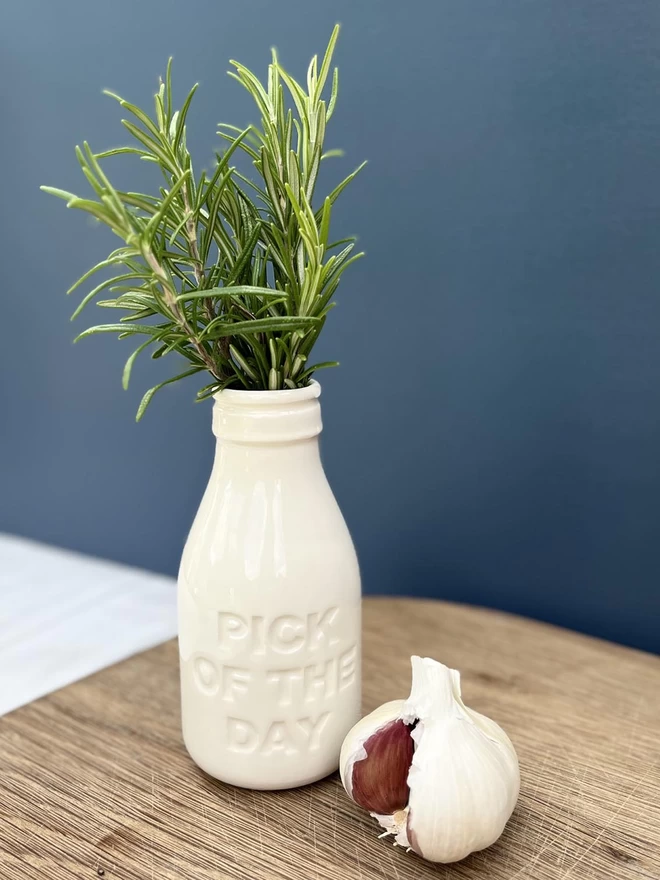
left=339, top=657, right=520, bottom=864
left=401, top=656, right=520, bottom=863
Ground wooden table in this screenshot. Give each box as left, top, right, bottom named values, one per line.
left=1, top=598, right=659, bottom=880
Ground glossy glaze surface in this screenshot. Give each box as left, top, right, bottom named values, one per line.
left=178, top=383, right=361, bottom=789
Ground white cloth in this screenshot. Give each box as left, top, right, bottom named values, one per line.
left=0, top=533, right=177, bottom=716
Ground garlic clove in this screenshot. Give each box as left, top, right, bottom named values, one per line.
left=339, top=656, right=520, bottom=865
left=351, top=718, right=415, bottom=815
left=339, top=700, right=402, bottom=796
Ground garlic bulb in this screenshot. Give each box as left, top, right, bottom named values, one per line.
left=339, top=656, right=520, bottom=864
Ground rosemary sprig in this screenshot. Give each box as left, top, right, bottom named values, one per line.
left=41, top=25, right=365, bottom=419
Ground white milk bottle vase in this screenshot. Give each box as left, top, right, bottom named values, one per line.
left=178, top=381, right=362, bottom=789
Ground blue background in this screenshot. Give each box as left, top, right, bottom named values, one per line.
left=2, top=1, right=659, bottom=652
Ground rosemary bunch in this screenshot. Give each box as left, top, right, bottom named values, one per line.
left=41, top=26, right=365, bottom=419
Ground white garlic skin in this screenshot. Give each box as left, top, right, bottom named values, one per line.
left=339, top=656, right=520, bottom=865
left=401, top=657, right=520, bottom=863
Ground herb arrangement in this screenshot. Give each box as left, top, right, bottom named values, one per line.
left=42, top=26, right=365, bottom=419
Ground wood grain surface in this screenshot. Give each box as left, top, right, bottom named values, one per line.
left=1, top=597, right=659, bottom=880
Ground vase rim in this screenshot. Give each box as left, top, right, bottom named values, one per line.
left=213, top=379, right=321, bottom=407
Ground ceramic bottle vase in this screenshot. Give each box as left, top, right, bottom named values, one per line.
left=178, top=381, right=361, bottom=790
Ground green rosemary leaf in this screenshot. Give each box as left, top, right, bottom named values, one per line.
left=284, top=183, right=318, bottom=255
left=315, top=24, right=340, bottom=100
left=95, top=298, right=147, bottom=310
left=321, top=148, right=344, bottom=160
left=319, top=197, right=332, bottom=249
left=297, top=360, right=339, bottom=382
left=320, top=243, right=352, bottom=280
left=74, top=323, right=164, bottom=341
left=165, top=57, right=173, bottom=121
left=273, top=64, right=307, bottom=126
left=254, top=296, right=288, bottom=316
left=326, top=236, right=356, bottom=250
left=143, top=170, right=190, bottom=238
left=40, top=186, right=77, bottom=202
left=136, top=367, right=204, bottom=421
left=65, top=197, right=113, bottom=224
left=327, top=67, right=339, bottom=120
left=268, top=337, right=279, bottom=369
left=167, top=211, right=192, bottom=246
left=321, top=248, right=364, bottom=289
left=233, top=170, right=268, bottom=201
left=154, top=85, right=166, bottom=132
left=120, top=120, right=176, bottom=171
left=217, top=128, right=260, bottom=161
left=282, top=108, right=293, bottom=156
left=305, top=147, right=321, bottom=201
left=229, top=344, right=259, bottom=381
left=288, top=150, right=301, bottom=203
left=228, top=62, right=271, bottom=117
left=65, top=255, right=133, bottom=295
left=122, top=337, right=155, bottom=390
left=209, top=129, right=249, bottom=184
left=82, top=142, right=126, bottom=216
left=116, top=191, right=160, bottom=213
left=95, top=147, right=152, bottom=159
left=261, top=149, right=285, bottom=226
left=157, top=335, right=189, bottom=356
left=175, top=285, right=284, bottom=302
left=291, top=353, right=306, bottom=377
left=195, top=381, right=224, bottom=401
left=199, top=204, right=229, bottom=265
left=119, top=308, right=157, bottom=321
left=70, top=273, right=146, bottom=321
left=103, top=90, right=164, bottom=142
left=226, top=223, right=262, bottom=286
left=173, top=83, right=199, bottom=152
left=319, top=161, right=368, bottom=213
left=306, top=54, right=318, bottom=97
left=202, top=315, right=320, bottom=341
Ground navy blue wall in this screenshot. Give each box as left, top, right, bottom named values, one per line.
left=2, top=1, right=659, bottom=652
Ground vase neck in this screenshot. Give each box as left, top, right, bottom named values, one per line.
left=212, top=382, right=322, bottom=445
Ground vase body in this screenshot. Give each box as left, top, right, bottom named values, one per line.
left=178, top=382, right=361, bottom=790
